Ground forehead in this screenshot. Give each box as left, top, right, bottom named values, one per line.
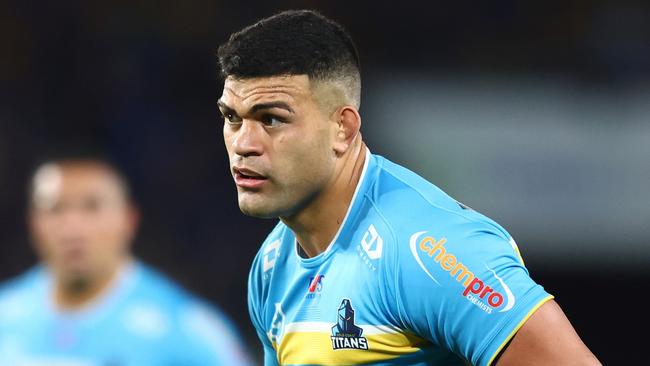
left=220, top=75, right=312, bottom=107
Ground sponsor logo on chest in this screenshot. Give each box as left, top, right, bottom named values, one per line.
left=305, top=275, right=325, bottom=299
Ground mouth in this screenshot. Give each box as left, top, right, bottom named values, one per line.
left=232, top=166, right=268, bottom=189
left=57, top=239, right=88, bottom=265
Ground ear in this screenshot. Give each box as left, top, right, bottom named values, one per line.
left=120, top=203, right=140, bottom=250
left=126, top=204, right=140, bottom=238
left=332, top=106, right=361, bottom=155
left=27, top=208, right=41, bottom=253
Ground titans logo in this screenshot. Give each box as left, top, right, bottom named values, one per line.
left=331, top=299, right=368, bottom=350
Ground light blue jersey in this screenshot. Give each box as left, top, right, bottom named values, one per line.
left=248, top=150, right=553, bottom=366
left=0, top=261, right=252, bottom=366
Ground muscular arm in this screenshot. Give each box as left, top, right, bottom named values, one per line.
left=495, top=300, right=601, bottom=366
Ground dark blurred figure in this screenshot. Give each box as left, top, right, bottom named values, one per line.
left=0, top=156, right=253, bottom=365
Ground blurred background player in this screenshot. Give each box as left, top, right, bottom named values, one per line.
left=0, top=155, right=253, bottom=365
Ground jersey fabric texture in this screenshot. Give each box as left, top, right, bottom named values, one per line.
left=0, top=261, right=252, bottom=366
left=248, top=150, right=553, bottom=366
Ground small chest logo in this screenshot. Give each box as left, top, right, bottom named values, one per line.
left=360, top=224, right=383, bottom=259
left=357, top=224, right=383, bottom=271
left=306, top=275, right=325, bottom=299
left=331, top=299, right=368, bottom=350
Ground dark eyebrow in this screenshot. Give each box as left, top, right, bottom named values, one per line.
left=217, top=100, right=234, bottom=112
left=250, top=102, right=294, bottom=114
left=217, top=100, right=294, bottom=115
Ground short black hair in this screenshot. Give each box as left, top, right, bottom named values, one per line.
left=28, top=150, right=133, bottom=206
left=217, top=9, right=361, bottom=107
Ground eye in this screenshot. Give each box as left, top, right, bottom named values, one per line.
left=261, top=114, right=284, bottom=127
left=221, top=111, right=242, bottom=125
left=81, top=197, right=102, bottom=213
left=47, top=201, right=64, bottom=214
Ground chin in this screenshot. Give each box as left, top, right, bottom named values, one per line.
left=57, top=268, right=91, bottom=289
left=60, top=264, right=90, bottom=278
left=238, top=204, right=279, bottom=219
left=237, top=190, right=304, bottom=219
left=238, top=197, right=288, bottom=219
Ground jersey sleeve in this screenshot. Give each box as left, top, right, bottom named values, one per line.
left=390, top=222, right=553, bottom=366
left=176, top=301, right=255, bottom=366
left=248, top=246, right=280, bottom=366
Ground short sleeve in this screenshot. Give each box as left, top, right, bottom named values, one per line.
left=392, top=226, right=553, bottom=366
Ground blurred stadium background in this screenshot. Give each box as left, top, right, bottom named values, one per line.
left=1, top=1, right=648, bottom=364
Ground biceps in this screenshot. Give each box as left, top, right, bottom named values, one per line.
left=495, top=300, right=601, bottom=366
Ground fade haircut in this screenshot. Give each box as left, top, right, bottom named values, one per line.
left=217, top=9, right=361, bottom=108
left=29, top=151, right=133, bottom=208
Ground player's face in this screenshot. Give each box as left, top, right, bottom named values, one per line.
left=30, top=163, right=136, bottom=284
left=221, top=75, right=338, bottom=218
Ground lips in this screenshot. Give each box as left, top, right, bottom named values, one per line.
left=232, top=166, right=268, bottom=189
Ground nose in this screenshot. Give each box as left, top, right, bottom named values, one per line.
left=58, top=206, right=88, bottom=235
left=230, top=120, right=264, bottom=157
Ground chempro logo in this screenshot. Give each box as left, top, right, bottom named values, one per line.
left=409, top=231, right=515, bottom=314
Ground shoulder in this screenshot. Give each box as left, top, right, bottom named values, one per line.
left=174, top=298, right=253, bottom=365
left=126, top=262, right=242, bottom=343
left=130, top=262, right=193, bottom=306
left=0, top=266, right=45, bottom=297
left=363, top=156, right=528, bottom=302
left=0, top=266, right=47, bottom=322
left=174, top=298, right=246, bottom=354
left=129, top=262, right=235, bottom=322
left=115, top=263, right=190, bottom=341
left=366, top=154, right=515, bottom=251
left=132, top=263, right=251, bottom=364
left=363, top=157, right=553, bottom=365
left=123, top=263, right=222, bottom=331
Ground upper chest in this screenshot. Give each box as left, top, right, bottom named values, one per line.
left=263, top=222, right=391, bottom=321
left=258, top=224, right=416, bottom=363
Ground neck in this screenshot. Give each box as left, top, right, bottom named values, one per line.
left=282, top=138, right=366, bottom=258
left=53, top=260, right=125, bottom=310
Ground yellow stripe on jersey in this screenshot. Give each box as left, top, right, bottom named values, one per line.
left=276, top=327, right=428, bottom=365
